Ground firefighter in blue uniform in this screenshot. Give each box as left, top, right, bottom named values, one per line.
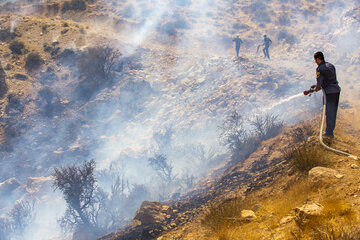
left=232, top=36, right=243, bottom=57
left=304, top=52, right=341, bottom=138
left=263, top=35, right=272, bottom=59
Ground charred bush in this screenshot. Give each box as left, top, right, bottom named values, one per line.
left=287, top=122, right=315, bottom=143
left=0, top=28, right=15, bottom=42
left=251, top=114, right=283, bottom=140
left=76, top=46, right=121, bottom=100
left=53, top=159, right=142, bottom=237
left=61, top=0, right=86, bottom=13
left=250, top=1, right=271, bottom=23
left=78, top=46, right=121, bottom=79
left=25, top=52, right=43, bottom=72
left=5, top=94, right=24, bottom=116
left=9, top=40, right=24, bottom=54
left=0, top=63, right=8, bottom=99
left=278, top=29, right=298, bottom=44
left=277, top=14, right=291, bottom=26
left=219, top=111, right=283, bottom=163
left=43, top=43, right=60, bottom=56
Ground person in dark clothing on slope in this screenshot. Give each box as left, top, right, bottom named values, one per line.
left=232, top=36, right=243, bottom=57
left=263, top=35, right=272, bottom=59
left=304, top=51, right=341, bottom=138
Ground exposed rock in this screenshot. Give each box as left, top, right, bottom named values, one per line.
left=308, top=167, right=343, bottom=184
left=351, top=164, right=359, bottom=169
left=295, top=203, right=324, bottom=226
left=132, top=201, right=173, bottom=227
left=280, top=216, right=295, bottom=225
left=241, top=210, right=256, bottom=220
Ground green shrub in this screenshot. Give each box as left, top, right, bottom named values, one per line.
left=25, top=52, right=43, bottom=71
left=9, top=40, right=24, bottom=54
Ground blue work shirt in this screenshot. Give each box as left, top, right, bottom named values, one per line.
left=316, top=61, right=341, bottom=94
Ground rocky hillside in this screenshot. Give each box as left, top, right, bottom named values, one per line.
left=0, top=0, right=359, bottom=239
left=100, top=108, right=360, bottom=240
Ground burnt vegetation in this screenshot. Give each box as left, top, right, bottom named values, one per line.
left=219, top=111, right=283, bottom=163
left=0, top=201, right=35, bottom=240
left=76, top=46, right=122, bottom=100
left=9, top=40, right=24, bottom=55
left=25, top=52, right=43, bottom=72
left=52, top=159, right=151, bottom=239
left=61, top=0, right=86, bottom=13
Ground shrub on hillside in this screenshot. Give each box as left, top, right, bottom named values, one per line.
left=9, top=40, right=24, bottom=54
left=0, top=63, right=8, bottom=99
left=287, top=122, right=315, bottom=143
left=250, top=0, right=271, bottom=23
left=61, top=0, right=86, bottom=13
left=219, top=111, right=283, bottom=163
left=283, top=144, right=328, bottom=172
left=0, top=28, right=15, bottom=42
left=278, top=29, right=298, bottom=45
left=76, top=46, right=121, bottom=99
left=25, top=52, right=43, bottom=72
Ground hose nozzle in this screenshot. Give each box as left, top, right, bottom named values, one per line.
left=304, top=86, right=316, bottom=96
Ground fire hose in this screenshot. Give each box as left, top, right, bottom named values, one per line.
left=305, top=87, right=360, bottom=160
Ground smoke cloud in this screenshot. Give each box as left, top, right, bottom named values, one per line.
left=1, top=0, right=360, bottom=239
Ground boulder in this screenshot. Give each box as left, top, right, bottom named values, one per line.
left=131, top=201, right=173, bottom=227
left=295, top=203, right=323, bottom=226
left=241, top=210, right=256, bottom=220
left=308, top=167, right=343, bottom=184
left=280, top=216, right=295, bottom=225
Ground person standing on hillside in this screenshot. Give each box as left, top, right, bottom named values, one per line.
left=304, top=52, right=341, bottom=138
left=263, top=35, right=272, bottom=59
left=232, top=36, right=243, bottom=57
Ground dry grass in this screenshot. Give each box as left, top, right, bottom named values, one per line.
left=202, top=180, right=311, bottom=239
left=292, top=198, right=359, bottom=240
left=283, top=144, right=329, bottom=172
left=287, top=122, right=316, bottom=143
left=202, top=178, right=360, bottom=240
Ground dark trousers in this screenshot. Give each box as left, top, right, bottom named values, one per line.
left=263, top=47, right=270, bottom=59
left=235, top=46, right=240, bottom=57
left=325, top=92, right=340, bottom=135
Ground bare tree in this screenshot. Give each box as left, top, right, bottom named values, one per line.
left=52, top=159, right=101, bottom=236
left=153, top=127, right=173, bottom=153
left=148, top=154, right=174, bottom=181
left=7, top=201, right=35, bottom=235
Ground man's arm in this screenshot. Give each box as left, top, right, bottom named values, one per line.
left=314, top=70, right=323, bottom=91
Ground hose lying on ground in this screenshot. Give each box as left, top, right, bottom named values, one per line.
left=319, top=89, right=360, bottom=160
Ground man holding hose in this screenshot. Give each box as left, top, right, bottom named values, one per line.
left=304, top=52, right=341, bottom=138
